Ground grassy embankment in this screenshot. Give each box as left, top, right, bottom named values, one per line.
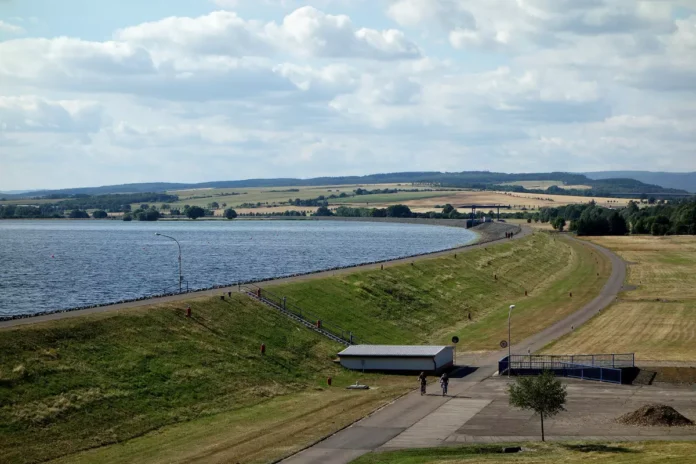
left=543, top=235, right=696, bottom=362
left=268, top=232, right=610, bottom=350
left=0, top=296, right=405, bottom=464
left=0, top=233, right=608, bottom=463
left=352, top=442, right=696, bottom=464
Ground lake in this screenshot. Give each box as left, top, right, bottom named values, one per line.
left=0, top=220, right=476, bottom=317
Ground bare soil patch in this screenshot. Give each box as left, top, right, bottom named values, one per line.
left=617, top=404, right=694, bottom=427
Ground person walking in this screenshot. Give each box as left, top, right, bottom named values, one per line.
left=418, top=372, right=427, bottom=396
left=440, top=372, right=449, bottom=396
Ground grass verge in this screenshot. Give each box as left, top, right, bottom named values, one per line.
left=351, top=441, right=696, bottom=464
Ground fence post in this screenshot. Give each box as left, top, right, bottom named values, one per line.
left=612, top=354, right=615, bottom=368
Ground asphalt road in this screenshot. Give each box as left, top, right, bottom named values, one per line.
left=281, top=237, right=628, bottom=464
left=0, top=224, right=529, bottom=330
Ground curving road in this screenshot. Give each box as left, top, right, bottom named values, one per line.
left=281, top=236, right=628, bottom=464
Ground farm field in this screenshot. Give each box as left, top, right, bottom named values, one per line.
left=331, top=190, right=456, bottom=205
left=352, top=441, right=696, bottom=464
left=358, top=190, right=633, bottom=213
left=0, top=232, right=608, bottom=463
left=2, top=182, right=634, bottom=216
left=0, top=197, right=67, bottom=206
left=500, top=180, right=592, bottom=190
left=161, top=184, right=441, bottom=211
left=148, top=182, right=635, bottom=215
left=542, top=235, right=696, bottom=361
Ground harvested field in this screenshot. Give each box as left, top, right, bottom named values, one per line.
left=162, top=184, right=442, bottom=210
left=346, top=190, right=635, bottom=213
left=617, top=404, right=694, bottom=427
left=542, top=235, right=696, bottom=361
left=501, top=180, right=592, bottom=190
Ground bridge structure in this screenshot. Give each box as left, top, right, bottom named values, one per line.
left=457, top=204, right=511, bottom=221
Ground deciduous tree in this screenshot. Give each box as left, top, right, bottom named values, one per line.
left=509, top=371, right=567, bottom=441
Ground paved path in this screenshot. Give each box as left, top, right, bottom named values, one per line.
left=0, top=225, right=529, bottom=330
left=281, top=237, right=629, bottom=464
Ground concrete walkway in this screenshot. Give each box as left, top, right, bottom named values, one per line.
left=281, top=238, right=631, bottom=464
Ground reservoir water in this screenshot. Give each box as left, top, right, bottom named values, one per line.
left=0, top=220, right=476, bottom=317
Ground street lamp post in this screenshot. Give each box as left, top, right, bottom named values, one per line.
left=508, top=304, right=516, bottom=378
left=155, top=233, right=182, bottom=293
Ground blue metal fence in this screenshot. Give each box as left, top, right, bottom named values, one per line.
left=498, top=353, right=634, bottom=384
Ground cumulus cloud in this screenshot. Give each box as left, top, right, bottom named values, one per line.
left=0, top=20, right=25, bottom=35
left=116, top=7, right=420, bottom=60
left=2, top=2, right=696, bottom=190
left=388, top=0, right=678, bottom=50
left=0, top=96, right=103, bottom=133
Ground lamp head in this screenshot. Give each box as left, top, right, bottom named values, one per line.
left=509, top=304, right=516, bottom=310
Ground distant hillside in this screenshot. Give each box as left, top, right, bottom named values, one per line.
left=586, top=171, right=696, bottom=193
left=8, top=171, right=689, bottom=199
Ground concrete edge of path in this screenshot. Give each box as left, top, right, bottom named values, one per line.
left=0, top=223, right=530, bottom=330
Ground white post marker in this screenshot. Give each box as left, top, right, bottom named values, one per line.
left=508, top=304, right=515, bottom=378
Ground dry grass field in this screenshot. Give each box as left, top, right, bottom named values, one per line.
left=500, top=180, right=592, bottom=190
left=543, top=235, right=696, bottom=361
left=346, top=190, right=634, bottom=213
left=161, top=184, right=443, bottom=210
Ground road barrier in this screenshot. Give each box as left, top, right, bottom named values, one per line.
left=498, top=353, right=635, bottom=384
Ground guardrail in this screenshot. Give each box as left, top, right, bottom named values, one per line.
left=240, top=284, right=368, bottom=345
left=498, top=353, right=635, bottom=384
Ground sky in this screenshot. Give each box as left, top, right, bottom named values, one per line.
left=0, top=0, right=695, bottom=190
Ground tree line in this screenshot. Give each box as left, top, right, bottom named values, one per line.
left=57, top=192, right=179, bottom=212
left=537, top=199, right=696, bottom=236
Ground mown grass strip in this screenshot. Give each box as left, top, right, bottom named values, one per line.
left=351, top=441, right=696, bottom=464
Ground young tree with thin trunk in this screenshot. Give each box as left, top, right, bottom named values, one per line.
left=508, top=371, right=567, bottom=441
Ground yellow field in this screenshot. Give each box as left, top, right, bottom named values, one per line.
left=543, top=235, right=696, bottom=361
left=162, top=184, right=440, bottom=210
left=501, top=180, right=592, bottom=190
left=344, top=190, right=634, bottom=213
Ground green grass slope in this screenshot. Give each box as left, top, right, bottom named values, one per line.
left=269, top=233, right=609, bottom=350
left=0, top=297, right=351, bottom=463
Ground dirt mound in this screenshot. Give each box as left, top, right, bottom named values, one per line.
left=617, top=404, right=694, bottom=427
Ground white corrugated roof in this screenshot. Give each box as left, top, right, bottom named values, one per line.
left=338, top=345, right=450, bottom=357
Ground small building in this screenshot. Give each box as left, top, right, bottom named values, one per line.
left=338, top=345, right=454, bottom=373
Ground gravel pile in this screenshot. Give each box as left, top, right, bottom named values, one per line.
left=617, top=404, right=694, bottom=427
